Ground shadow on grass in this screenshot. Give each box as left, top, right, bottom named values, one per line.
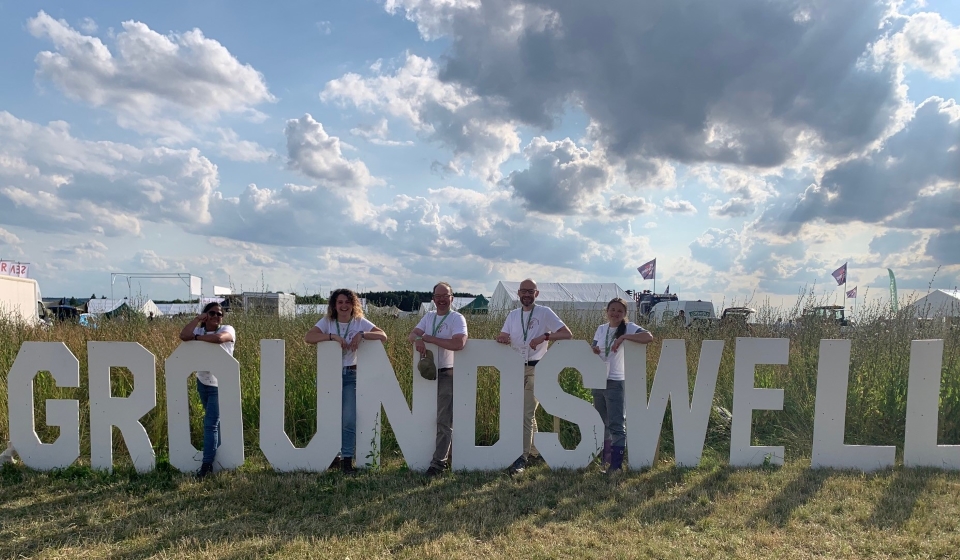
left=868, top=467, right=935, bottom=529
left=752, top=467, right=831, bottom=527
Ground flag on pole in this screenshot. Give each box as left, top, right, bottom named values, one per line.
left=664, top=284, right=670, bottom=294
left=638, top=259, right=656, bottom=280
left=888, top=268, right=899, bottom=313
left=831, top=263, right=847, bottom=285
left=846, top=286, right=857, bottom=299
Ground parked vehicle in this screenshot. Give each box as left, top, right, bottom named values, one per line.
left=0, top=275, right=46, bottom=326
left=650, top=300, right=717, bottom=327
left=803, top=304, right=855, bottom=333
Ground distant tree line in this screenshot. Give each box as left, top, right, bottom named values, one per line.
left=361, top=291, right=476, bottom=312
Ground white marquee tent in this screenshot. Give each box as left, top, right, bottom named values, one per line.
left=490, top=282, right=637, bottom=313
left=909, top=289, right=960, bottom=319
left=87, top=298, right=162, bottom=317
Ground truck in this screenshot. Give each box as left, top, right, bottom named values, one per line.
left=650, top=300, right=717, bottom=327
left=0, top=275, right=46, bottom=326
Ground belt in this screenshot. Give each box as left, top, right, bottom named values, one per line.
left=438, top=367, right=453, bottom=373
left=343, top=365, right=357, bottom=371
left=525, top=360, right=539, bottom=367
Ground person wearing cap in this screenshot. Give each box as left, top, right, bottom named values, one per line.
left=305, top=288, right=387, bottom=474
left=495, top=278, right=572, bottom=475
left=407, top=281, right=468, bottom=477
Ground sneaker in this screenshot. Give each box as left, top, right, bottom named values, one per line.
left=328, top=456, right=341, bottom=471
left=425, top=465, right=444, bottom=477
left=340, top=458, right=357, bottom=475
left=507, top=455, right=526, bottom=476
left=196, top=462, right=213, bottom=480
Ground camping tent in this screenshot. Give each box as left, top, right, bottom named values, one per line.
left=909, top=289, right=960, bottom=319
left=459, top=294, right=489, bottom=314
left=489, top=282, right=637, bottom=313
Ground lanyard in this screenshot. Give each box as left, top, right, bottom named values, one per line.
left=605, top=325, right=618, bottom=357
left=432, top=312, right=450, bottom=336
left=335, top=319, right=351, bottom=339
left=521, top=304, right=536, bottom=341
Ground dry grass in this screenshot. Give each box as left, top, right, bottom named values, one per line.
left=1, top=455, right=959, bottom=559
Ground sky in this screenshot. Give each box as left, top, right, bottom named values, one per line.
left=0, top=0, right=957, bottom=309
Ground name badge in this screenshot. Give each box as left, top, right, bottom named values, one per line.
left=519, top=345, right=530, bottom=363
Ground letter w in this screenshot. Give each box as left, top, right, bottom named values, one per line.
left=624, top=340, right=723, bottom=469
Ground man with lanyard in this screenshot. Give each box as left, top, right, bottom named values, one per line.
left=408, top=281, right=468, bottom=477
left=496, top=278, right=572, bottom=475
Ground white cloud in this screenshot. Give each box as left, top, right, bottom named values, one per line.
left=316, top=21, right=332, bottom=35
left=215, top=128, right=276, bottom=162
left=350, top=119, right=414, bottom=146
left=322, top=53, right=519, bottom=182
left=0, top=227, right=21, bottom=246
left=662, top=198, right=698, bottom=214
left=27, top=11, right=274, bottom=137
left=0, top=112, right=218, bottom=236
left=77, top=17, right=98, bottom=34
left=872, top=12, right=960, bottom=79
left=285, top=114, right=381, bottom=187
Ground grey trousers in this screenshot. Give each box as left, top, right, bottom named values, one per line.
left=523, top=364, right=540, bottom=459
left=431, top=368, right=454, bottom=469
left=592, top=379, right=626, bottom=447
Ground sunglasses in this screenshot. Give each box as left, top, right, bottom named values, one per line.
left=207, top=311, right=224, bottom=317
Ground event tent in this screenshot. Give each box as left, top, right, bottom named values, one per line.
left=489, top=282, right=637, bottom=313
left=909, top=289, right=960, bottom=319
left=86, top=298, right=162, bottom=317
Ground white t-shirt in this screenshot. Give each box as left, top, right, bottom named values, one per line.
left=500, top=305, right=566, bottom=363
left=194, top=324, right=236, bottom=387
left=314, top=316, right=377, bottom=367
left=415, top=311, right=468, bottom=369
left=593, top=322, right=649, bottom=381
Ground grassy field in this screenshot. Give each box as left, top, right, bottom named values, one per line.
left=1, top=301, right=959, bottom=558
left=1, top=455, right=960, bottom=559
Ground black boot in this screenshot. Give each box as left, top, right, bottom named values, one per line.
left=196, top=462, right=213, bottom=480
left=340, top=457, right=357, bottom=475
left=606, top=446, right=625, bottom=474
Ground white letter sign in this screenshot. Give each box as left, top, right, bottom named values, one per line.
left=730, top=338, right=788, bottom=467
left=904, top=340, right=960, bottom=469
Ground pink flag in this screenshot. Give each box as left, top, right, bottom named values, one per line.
left=846, top=286, right=857, bottom=299
left=831, top=263, right=847, bottom=285
left=638, top=259, right=656, bottom=280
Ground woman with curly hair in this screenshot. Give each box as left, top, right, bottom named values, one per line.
left=305, top=288, right=387, bottom=474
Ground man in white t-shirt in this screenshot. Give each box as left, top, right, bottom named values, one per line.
left=496, top=278, right=572, bottom=475
left=408, top=281, right=468, bottom=477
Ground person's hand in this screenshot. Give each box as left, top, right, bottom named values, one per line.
left=496, top=332, right=511, bottom=345
left=592, top=345, right=601, bottom=355
left=348, top=333, right=362, bottom=351
left=611, top=337, right=623, bottom=353
left=530, top=335, right=545, bottom=351
left=331, top=335, right=346, bottom=348
left=415, top=339, right=426, bottom=355
left=194, top=313, right=205, bottom=323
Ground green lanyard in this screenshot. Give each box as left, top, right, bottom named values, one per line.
left=432, top=312, right=450, bottom=336
left=521, top=304, right=536, bottom=341
left=605, top=325, right=618, bottom=357
left=335, top=319, right=351, bottom=339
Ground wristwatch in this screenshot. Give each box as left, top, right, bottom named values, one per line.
left=544, top=332, right=551, bottom=341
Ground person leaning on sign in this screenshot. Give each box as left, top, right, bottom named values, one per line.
left=178, top=301, right=236, bottom=480
left=407, top=281, right=468, bottom=477
left=591, top=297, right=654, bottom=474
left=304, top=288, right=388, bottom=475
left=495, top=278, right=573, bottom=475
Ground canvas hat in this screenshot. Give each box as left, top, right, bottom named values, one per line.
left=417, top=349, right=437, bottom=380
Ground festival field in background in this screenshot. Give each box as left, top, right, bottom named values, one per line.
left=1, top=291, right=958, bottom=465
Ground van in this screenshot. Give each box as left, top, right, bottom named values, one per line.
left=650, top=300, right=716, bottom=327
left=0, top=275, right=46, bottom=326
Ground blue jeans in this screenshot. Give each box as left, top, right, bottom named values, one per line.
left=592, top=379, right=626, bottom=448
left=341, top=367, right=357, bottom=459
left=196, top=379, right=221, bottom=465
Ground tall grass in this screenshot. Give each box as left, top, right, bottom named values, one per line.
left=0, top=299, right=958, bottom=466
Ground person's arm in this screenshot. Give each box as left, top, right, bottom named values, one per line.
left=611, top=328, right=654, bottom=352
left=495, top=314, right=511, bottom=344
left=304, top=326, right=330, bottom=344
left=199, top=328, right=234, bottom=344
left=347, top=325, right=386, bottom=351
left=423, top=333, right=466, bottom=351
left=409, top=327, right=426, bottom=354
left=179, top=315, right=203, bottom=341
left=529, top=324, right=573, bottom=350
